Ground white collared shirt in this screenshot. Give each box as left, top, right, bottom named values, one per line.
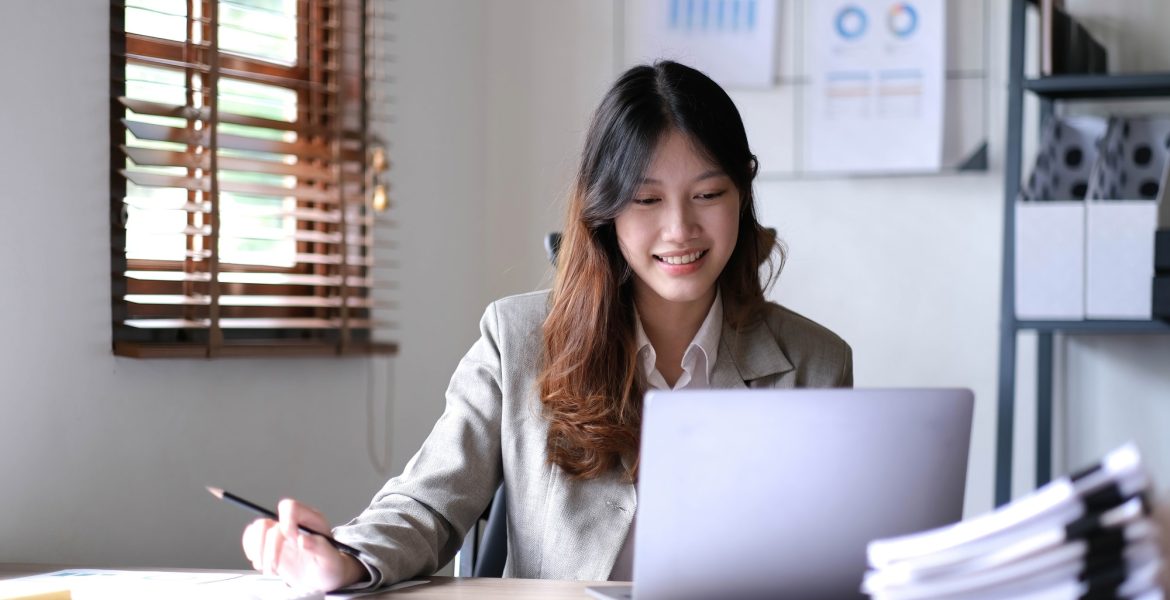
left=610, top=292, right=724, bottom=581
left=632, top=290, right=723, bottom=391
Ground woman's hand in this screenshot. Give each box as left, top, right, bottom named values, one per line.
left=241, top=499, right=367, bottom=592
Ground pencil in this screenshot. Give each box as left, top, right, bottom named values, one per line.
left=206, top=486, right=364, bottom=559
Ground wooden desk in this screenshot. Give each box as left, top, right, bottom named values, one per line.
left=0, top=564, right=624, bottom=599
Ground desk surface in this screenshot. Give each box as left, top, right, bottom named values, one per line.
left=0, top=564, right=623, bottom=599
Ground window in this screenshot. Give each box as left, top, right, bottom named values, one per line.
left=111, top=0, right=396, bottom=357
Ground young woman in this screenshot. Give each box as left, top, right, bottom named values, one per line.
left=242, top=60, right=853, bottom=592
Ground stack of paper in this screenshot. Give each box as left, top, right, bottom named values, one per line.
left=863, top=444, right=1164, bottom=599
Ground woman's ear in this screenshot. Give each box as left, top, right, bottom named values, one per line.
left=748, top=154, right=759, bottom=178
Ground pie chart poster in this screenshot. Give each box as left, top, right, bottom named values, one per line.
left=803, top=0, right=946, bottom=174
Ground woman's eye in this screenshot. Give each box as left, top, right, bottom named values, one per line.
left=697, top=190, right=726, bottom=201
left=632, top=197, right=659, bottom=206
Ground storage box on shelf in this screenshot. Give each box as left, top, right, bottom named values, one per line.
left=1014, top=116, right=1170, bottom=321
left=1015, top=116, right=1106, bottom=320
left=1084, top=117, right=1170, bottom=319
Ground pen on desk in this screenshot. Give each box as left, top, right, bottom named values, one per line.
left=205, top=486, right=364, bottom=559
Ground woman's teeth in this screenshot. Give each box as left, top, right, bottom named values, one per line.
left=657, top=251, right=705, bottom=265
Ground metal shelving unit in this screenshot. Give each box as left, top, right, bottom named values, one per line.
left=995, top=0, right=1170, bottom=506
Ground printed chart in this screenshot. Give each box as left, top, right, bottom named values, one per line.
left=803, top=0, right=946, bottom=173
left=625, top=0, right=779, bottom=89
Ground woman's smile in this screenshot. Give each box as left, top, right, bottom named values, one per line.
left=654, top=249, right=709, bottom=274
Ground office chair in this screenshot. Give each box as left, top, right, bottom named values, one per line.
left=544, top=232, right=562, bottom=266
left=455, top=484, right=507, bottom=577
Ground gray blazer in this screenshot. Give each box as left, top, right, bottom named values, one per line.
left=333, top=290, right=852, bottom=587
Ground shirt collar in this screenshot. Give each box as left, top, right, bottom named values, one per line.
left=634, top=290, right=723, bottom=389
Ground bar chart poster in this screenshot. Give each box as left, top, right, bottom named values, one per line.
left=802, top=0, right=945, bottom=173
left=625, top=0, right=778, bottom=88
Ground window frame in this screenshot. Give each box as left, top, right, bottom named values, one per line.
left=110, top=0, right=396, bottom=358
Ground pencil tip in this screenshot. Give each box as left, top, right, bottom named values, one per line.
left=206, top=486, right=223, bottom=499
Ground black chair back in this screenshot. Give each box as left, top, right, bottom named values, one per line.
left=456, top=484, right=507, bottom=577
left=473, top=485, right=508, bottom=577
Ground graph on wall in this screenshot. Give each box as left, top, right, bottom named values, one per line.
left=802, top=0, right=946, bottom=173
left=625, top=0, right=779, bottom=88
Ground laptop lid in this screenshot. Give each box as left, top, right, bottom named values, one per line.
left=630, top=388, right=974, bottom=600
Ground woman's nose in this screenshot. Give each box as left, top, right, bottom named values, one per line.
left=662, top=199, right=699, bottom=242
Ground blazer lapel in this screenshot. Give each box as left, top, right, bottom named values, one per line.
left=711, top=317, right=794, bottom=388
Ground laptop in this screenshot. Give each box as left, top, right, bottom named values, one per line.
left=586, top=388, right=974, bottom=600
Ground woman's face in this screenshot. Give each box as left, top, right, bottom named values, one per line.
left=615, top=129, right=741, bottom=311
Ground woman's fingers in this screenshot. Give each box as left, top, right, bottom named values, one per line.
left=242, top=518, right=275, bottom=571
left=240, top=499, right=360, bottom=592
left=298, top=531, right=321, bottom=553
left=262, top=520, right=287, bottom=576
left=278, top=498, right=331, bottom=538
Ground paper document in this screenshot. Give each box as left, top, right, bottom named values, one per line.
left=2, top=570, right=428, bottom=600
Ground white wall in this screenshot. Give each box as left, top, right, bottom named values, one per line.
left=480, top=1, right=621, bottom=299
left=1, top=0, right=1168, bottom=571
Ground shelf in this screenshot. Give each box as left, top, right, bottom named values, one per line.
left=1023, top=73, right=1170, bottom=99
left=996, top=0, right=1170, bottom=509
left=1015, top=319, right=1170, bottom=334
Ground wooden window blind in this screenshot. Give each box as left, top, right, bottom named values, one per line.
left=110, top=0, right=397, bottom=358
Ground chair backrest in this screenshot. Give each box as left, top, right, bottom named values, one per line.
left=473, top=485, right=508, bottom=577
left=544, top=232, right=562, bottom=266
left=456, top=484, right=507, bottom=577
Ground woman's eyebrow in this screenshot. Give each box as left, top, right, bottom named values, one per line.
left=639, top=170, right=726, bottom=185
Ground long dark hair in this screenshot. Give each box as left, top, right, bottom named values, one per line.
left=537, top=61, right=783, bottom=480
